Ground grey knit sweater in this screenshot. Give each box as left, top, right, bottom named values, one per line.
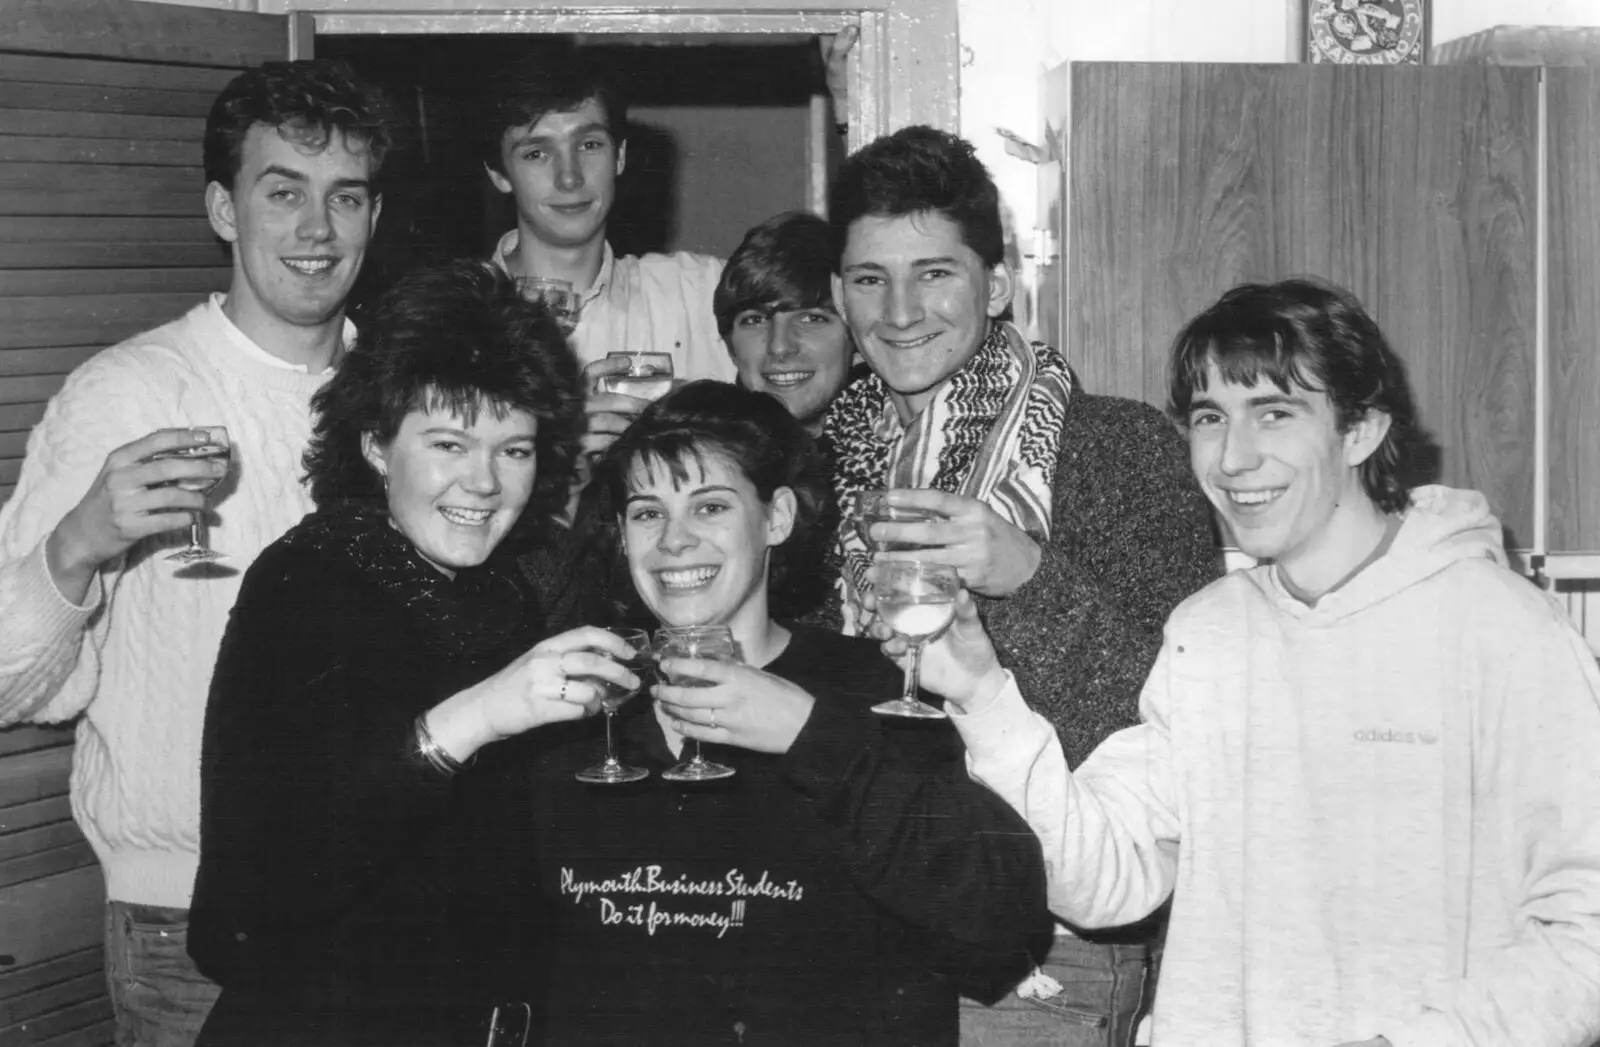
left=981, top=391, right=1220, bottom=767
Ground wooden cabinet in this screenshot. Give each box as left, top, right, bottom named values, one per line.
left=1548, top=67, right=1600, bottom=555
left=1536, top=67, right=1600, bottom=557
left=1436, top=25, right=1600, bottom=566
left=1041, top=62, right=1541, bottom=547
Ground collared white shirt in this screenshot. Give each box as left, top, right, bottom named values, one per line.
left=206, top=293, right=349, bottom=376
left=492, top=231, right=736, bottom=383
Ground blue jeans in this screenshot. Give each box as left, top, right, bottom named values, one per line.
left=959, top=936, right=1153, bottom=1047
left=105, top=902, right=222, bottom=1047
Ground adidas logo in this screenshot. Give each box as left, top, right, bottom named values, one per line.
left=1352, top=728, right=1439, bottom=745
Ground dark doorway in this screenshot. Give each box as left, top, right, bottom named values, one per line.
left=318, top=34, right=837, bottom=308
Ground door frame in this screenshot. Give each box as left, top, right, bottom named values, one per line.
left=261, top=0, right=958, bottom=147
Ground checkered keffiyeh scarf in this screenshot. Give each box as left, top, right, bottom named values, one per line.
left=823, top=322, right=1072, bottom=632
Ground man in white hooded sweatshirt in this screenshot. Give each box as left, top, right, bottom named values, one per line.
left=902, top=279, right=1600, bottom=1047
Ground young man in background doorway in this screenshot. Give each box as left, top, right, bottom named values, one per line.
left=484, top=33, right=856, bottom=462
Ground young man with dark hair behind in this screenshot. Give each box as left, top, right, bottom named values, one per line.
left=824, top=124, right=1220, bottom=1044
left=714, top=210, right=861, bottom=437
left=0, top=59, right=389, bottom=1047
left=915, top=278, right=1600, bottom=1047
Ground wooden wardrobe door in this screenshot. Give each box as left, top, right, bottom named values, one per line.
left=1063, top=62, right=1538, bottom=546
left=1547, top=67, right=1600, bottom=555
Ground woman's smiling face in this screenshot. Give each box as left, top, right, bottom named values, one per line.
left=620, top=449, right=794, bottom=631
left=363, top=400, right=538, bottom=578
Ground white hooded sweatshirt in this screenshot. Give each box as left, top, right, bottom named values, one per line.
left=953, top=486, right=1600, bottom=1046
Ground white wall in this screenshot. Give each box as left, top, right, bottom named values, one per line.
left=955, top=0, right=1292, bottom=283
left=1435, top=0, right=1600, bottom=41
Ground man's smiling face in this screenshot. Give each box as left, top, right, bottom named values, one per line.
left=725, top=305, right=854, bottom=430
left=488, top=96, right=624, bottom=252
left=831, top=209, right=1012, bottom=421
left=207, top=121, right=379, bottom=337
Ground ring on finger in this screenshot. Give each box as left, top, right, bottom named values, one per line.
left=560, top=677, right=569, bottom=702
left=709, top=709, right=718, bottom=731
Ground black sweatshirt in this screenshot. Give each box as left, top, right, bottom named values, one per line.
left=492, top=624, right=1047, bottom=1046
left=190, top=507, right=1046, bottom=1046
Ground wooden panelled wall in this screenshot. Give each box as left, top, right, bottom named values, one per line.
left=0, top=56, right=238, bottom=507
left=0, top=725, right=107, bottom=1046
left=0, top=2, right=288, bottom=1043
left=1062, top=64, right=1544, bottom=549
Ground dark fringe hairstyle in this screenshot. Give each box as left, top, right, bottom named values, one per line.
left=713, top=211, right=839, bottom=339
left=303, top=259, right=584, bottom=548
left=1168, top=278, right=1428, bottom=515
left=576, top=380, right=839, bottom=625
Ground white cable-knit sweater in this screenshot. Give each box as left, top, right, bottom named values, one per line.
left=0, top=298, right=337, bottom=908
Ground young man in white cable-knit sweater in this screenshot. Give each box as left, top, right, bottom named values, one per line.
left=0, top=60, right=389, bottom=1047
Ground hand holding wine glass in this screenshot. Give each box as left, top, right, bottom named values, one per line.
left=516, top=276, right=581, bottom=335
left=866, top=488, right=1042, bottom=598
left=579, top=354, right=670, bottom=465
left=596, top=351, right=675, bottom=402
left=655, top=625, right=739, bottom=782
left=654, top=657, right=816, bottom=755
left=146, top=425, right=232, bottom=563
left=46, top=427, right=231, bottom=599
left=420, top=626, right=638, bottom=765
left=575, top=627, right=652, bottom=784
left=852, top=489, right=941, bottom=553
left=870, top=560, right=961, bottom=719
left=872, top=587, right=1010, bottom=717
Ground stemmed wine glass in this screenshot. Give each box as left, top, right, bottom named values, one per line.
left=574, top=627, right=653, bottom=785
left=853, top=489, right=940, bottom=552
left=150, top=427, right=231, bottom=564
left=655, top=624, right=739, bottom=782
left=597, top=351, right=675, bottom=402
left=516, top=276, right=580, bottom=335
left=871, top=561, right=960, bottom=719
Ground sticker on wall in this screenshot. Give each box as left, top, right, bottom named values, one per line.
left=1304, top=0, right=1429, bottom=65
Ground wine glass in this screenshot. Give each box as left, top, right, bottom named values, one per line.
left=574, top=627, right=653, bottom=785
left=853, top=489, right=941, bottom=552
left=516, top=276, right=580, bottom=334
left=655, top=624, right=739, bottom=782
left=597, top=351, right=675, bottom=402
left=871, top=561, right=960, bottom=719
left=149, top=427, right=231, bottom=564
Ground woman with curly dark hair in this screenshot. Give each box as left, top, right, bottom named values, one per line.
left=188, top=260, right=639, bottom=1046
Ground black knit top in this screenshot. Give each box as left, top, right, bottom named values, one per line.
left=190, top=507, right=1047, bottom=1046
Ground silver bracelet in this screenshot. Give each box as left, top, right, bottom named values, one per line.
left=414, top=713, right=468, bottom=777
